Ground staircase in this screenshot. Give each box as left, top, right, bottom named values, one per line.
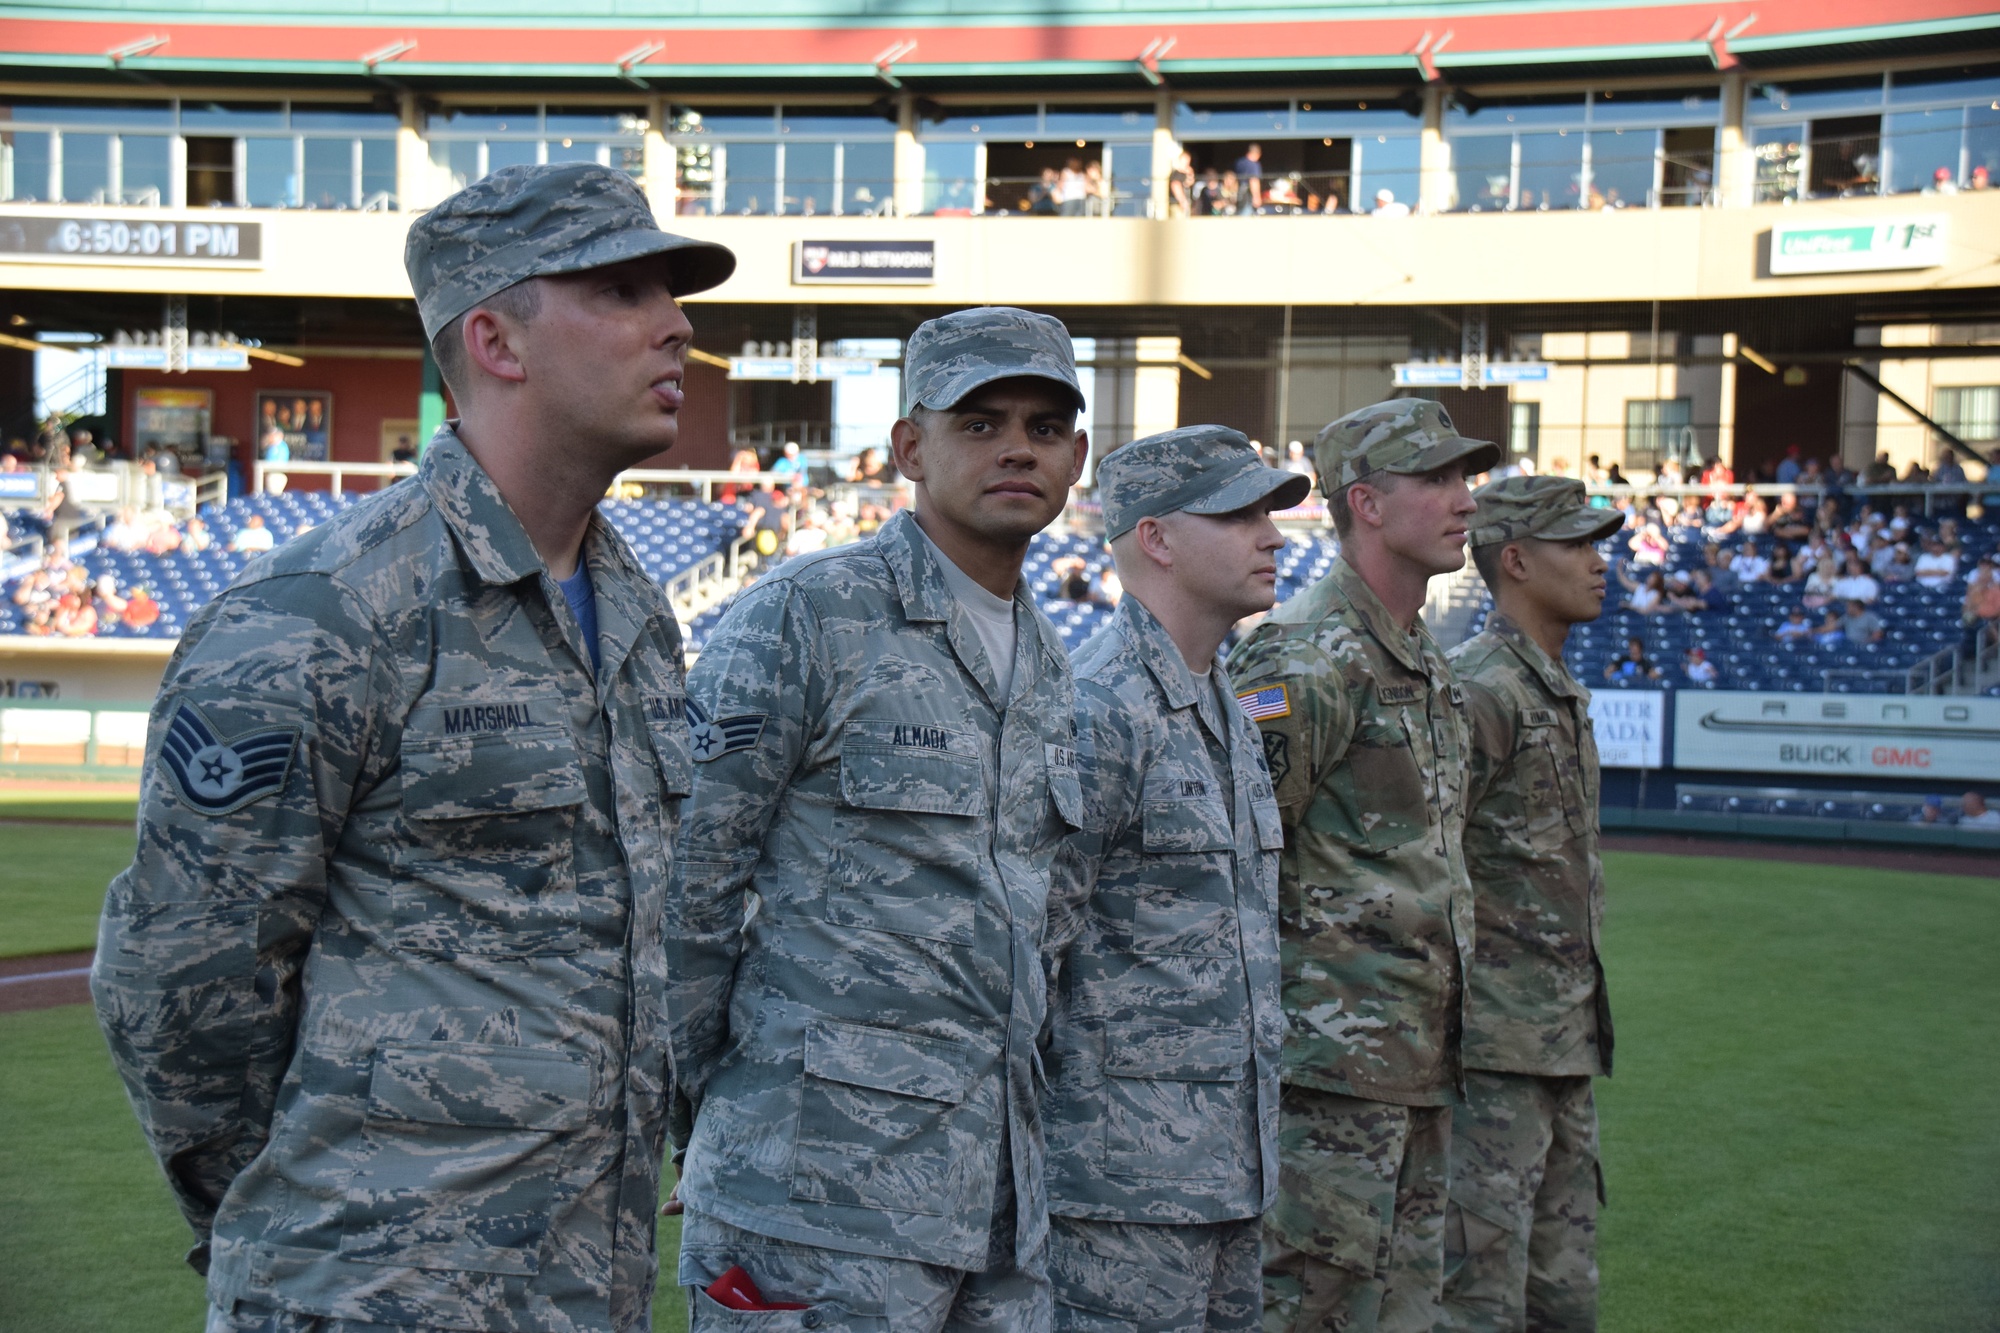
left=1425, top=564, right=1489, bottom=649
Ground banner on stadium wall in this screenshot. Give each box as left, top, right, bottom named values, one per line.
left=1588, top=690, right=1665, bottom=769
left=1768, top=215, right=1946, bottom=275
left=1673, top=691, right=2000, bottom=783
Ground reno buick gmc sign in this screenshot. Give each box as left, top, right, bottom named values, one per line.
left=1673, top=692, right=2000, bottom=782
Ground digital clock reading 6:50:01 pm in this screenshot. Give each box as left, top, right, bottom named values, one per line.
left=0, top=216, right=262, bottom=264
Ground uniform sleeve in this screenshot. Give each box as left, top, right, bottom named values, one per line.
left=89, top=573, right=388, bottom=1267
left=1460, top=678, right=1516, bottom=816
left=1225, top=632, right=1351, bottom=826
left=1042, top=681, right=1139, bottom=1007
left=666, top=580, right=818, bottom=1143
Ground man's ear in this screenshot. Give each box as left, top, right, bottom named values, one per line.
left=1500, top=541, right=1532, bottom=584
left=1131, top=515, right=1175, bottom=571
left=462, top=307, right=528, bottom=387
left=890, top=416, right=925, bottom=482
left=1347, top=481, right=1386, bottom=531
left=1068, top=428, right=1090, bottom=487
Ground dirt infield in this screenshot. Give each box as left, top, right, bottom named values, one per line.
left=0, top=950, right=92, bottom=1014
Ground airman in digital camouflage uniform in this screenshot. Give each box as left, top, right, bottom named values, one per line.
left=1226, top=399, right=1499, bottom=1333
left=1045, top=427, right=1309, bottom=1332
left=1440, top=476, right=1623, bottom=1333
left=668, top=307, right=1090, bottom=1331
left=91, top=162, right=734, bottom=1333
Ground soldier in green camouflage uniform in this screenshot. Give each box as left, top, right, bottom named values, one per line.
left=1440, top=476, right=1623, bottom=1333
left=1046, top=427, right=1308, bottom=1332
left=91, top=162, right=735, bottom=1333
left=1226, top=399, right=1499, bottom=1333
left=668, top=308, right=1090, bottom=1331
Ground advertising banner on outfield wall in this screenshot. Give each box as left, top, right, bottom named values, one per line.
left=1588, top=690, right=1665, bottom=768
left=1673, top=691, right=2000, bottom=783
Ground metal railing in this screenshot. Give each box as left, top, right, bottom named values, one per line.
left=1907, top=619, right=1999, bottom=696
left=251, top=460, right=791, bottom=506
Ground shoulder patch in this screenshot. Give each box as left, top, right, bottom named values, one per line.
left=1376, top=681, right=1423, bottom=706
left=686, top=696, right=767, bottom=762
left=1237, top=683, right=1291, bottom=721
left=159, top=700, right=299, bottom=816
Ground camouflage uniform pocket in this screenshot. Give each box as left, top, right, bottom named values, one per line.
left=1128, top=799, right=1237, bottom=957
left=1100, top=1022, right=1250, bottom=1180
left=1318, top=713, right=1430, bottom=856
left=1269, top=1157, right=1391, bottom=1278
left=338, top=1041, right=591, bottom=1274
left=396, top=721, right=587, bottom=956
left=790, top=1020, right=976, bottom=1217
left=1514, top=719, right=1575, bottom=852
left=827, top=742, right=984, bottom=944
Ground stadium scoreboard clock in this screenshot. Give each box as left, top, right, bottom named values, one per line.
left=0, top=216, right=262, bottom=265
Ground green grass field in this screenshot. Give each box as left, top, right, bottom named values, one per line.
left=2, top=837, right=1996, bottom=1332
left=0, top=815, right=135, bottom=958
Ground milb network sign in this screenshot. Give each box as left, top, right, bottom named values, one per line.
left=793, top=240, right=934, bottom=285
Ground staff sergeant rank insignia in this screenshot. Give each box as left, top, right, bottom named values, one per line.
left=686, top=696, right=767, bottom=762
left=158, top=700, right=299, bottom=815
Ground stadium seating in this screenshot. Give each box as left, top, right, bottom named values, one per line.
left=0, top=490, right=748, bottom=639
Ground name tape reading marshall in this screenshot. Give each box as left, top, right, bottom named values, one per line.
left=0, top=216, right=262, bottom=264
left=793, top=240, right=935, bottom=285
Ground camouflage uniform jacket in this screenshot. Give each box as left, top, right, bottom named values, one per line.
left=668, top=507, right=1083, bottom=1272
left=1225, top=556, right=1473, bottom=1107
left=1448, top=613, right=1613, bottom=1078
left=92, top=427, right=692, bottom=1333
left=1046, top=594, right=1284, bottom=1224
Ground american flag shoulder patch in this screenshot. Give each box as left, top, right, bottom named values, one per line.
left=1236, top=684, right=1291, bottom=721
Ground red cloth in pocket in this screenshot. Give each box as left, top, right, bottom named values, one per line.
left=704, top=1265, right=810, bottom=1312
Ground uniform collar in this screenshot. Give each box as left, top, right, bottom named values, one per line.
left=879, top=507, right=1067, bottom=703
left=1117, top=594, right=1232, bottom=738
left=1489, top=611, right=1586, bottom=702
left=420, top=425, right=547, bottom=587
left=1332, top=555, right=1428, bottom=673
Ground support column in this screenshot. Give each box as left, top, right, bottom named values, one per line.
left=420, top=346, right=447, bottom=454
left=1717, top=332, right=1739, bottom=466
left=1419, top=84, right=1453, bottom=214
left=893, top=92, right=925, bottom=218
left=642, top=94, right=674, bottom=216
left=1150, top=89, right=1176, bottom=219
left=396, top=91, right=428, bottom=213
left=1716, top=72, right=1750, bottom=208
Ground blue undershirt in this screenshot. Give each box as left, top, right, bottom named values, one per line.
left=556, top=562, right=601, bottom=675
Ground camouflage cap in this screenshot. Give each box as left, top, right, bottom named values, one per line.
left=1470, top=474, right=1625, bottom=548
left=902, top=307, right=1086, bottom=415
left=405, top=162, right=737, bottom=341
left=1099, top=425, right=1312, bottom=540
left=1313, top=398, right=1503, bottom=494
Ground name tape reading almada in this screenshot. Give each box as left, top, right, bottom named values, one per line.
left=794, top=240, right=935, bottom=285
left=0, top=216, right=261, bottom=265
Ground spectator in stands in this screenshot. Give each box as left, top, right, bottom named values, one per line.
left=1371, top=187, right=1410, bottom=217
left=1802, top=557, right=1839, bottom=610
left=1812, top=610, right=1846, bottom=648
left=1605, top=636, right=1661, bottom=682
left=1960, top=792, right=2000, bottom=829
left=1841, top=598, right=1885, bottom=645
left=1914, top=536, right=1958, bottom=589
left=1669, top=567, right=1728, bottom=614
left=1762, top=543, right=1801, bottom=586
left=1774, top=607, right=1813, bottom=643
left=1282, top=439, right=1316, bottom=483
left=91, top=574, right=127, bottom=621
left=1937, top=516, right=1964, bottom=554
left=1831, top=553, right=1880, bottom=604
left=1964, top=554, right=2000, bottom=650
left=1738, top=492, right=1770, bottom=535
left=1094, top=564, right=1123, bottom=608
left=1878, top=543, right=1917, bottom=584
left=230, top=512, right=275, bottom=553
left=769, top=439, right=805, bottom=487
left=122, top=585, right=160, bottom=631
left=784, top=507, right=831, bottom=557
left=847, top=446, right=894, bottom=485
left=141, top=508, right=183, bottom=556
left=1862, top=450, right=1896, bottom=487
left=1733, top=539, right=1771, bottom=583
left=180, top=516, right=213, bottom=554
left=101, top=506, right=147, bottom=553
left=1235, top=143, right=1265, bottom=210
left=1702, top=542, right=1741, bottom=593
left=1683, top=646, right=1718, bottom=684
left=740, top=482, right=790, bottom=557
left=52, top=590, right=97, bottom=637
left=0, top=447, right=23, bottom=471
left=1900, top=460, right=1930, bottom=485
left=1769, top=491, right=1812, bottom=541
left=1912, top=795, right=1945, bottom=826
left=1617, top=565, right=1669, bottom=614
left=1054, top=555, right=1093, bottom=602
left=1627, top=519, right=1667, bottom=567
left=260, top=424, right=290, bottom=495
left=1932, top=453, right=1969, bottom=517
left=1775, top=445, right=1804, bottom=485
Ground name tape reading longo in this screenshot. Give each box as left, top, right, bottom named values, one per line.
left=793, top=240, right=935, bottom=285
left=0, top=216, right=262, bottom=264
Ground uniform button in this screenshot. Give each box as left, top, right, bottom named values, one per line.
left=801, top=1310, right=824, bottom=1329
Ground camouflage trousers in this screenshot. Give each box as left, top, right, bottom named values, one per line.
left=1261, top=1087, right=1451, bottom=1333
left=679, top=1210, right=1050, bottom=1333
left=1438, top=1071, right=1601, bottom=1333
left=207, top=1305, right=453, bottom=1333
left=1050, top=1214, right=1261, bottom=1333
